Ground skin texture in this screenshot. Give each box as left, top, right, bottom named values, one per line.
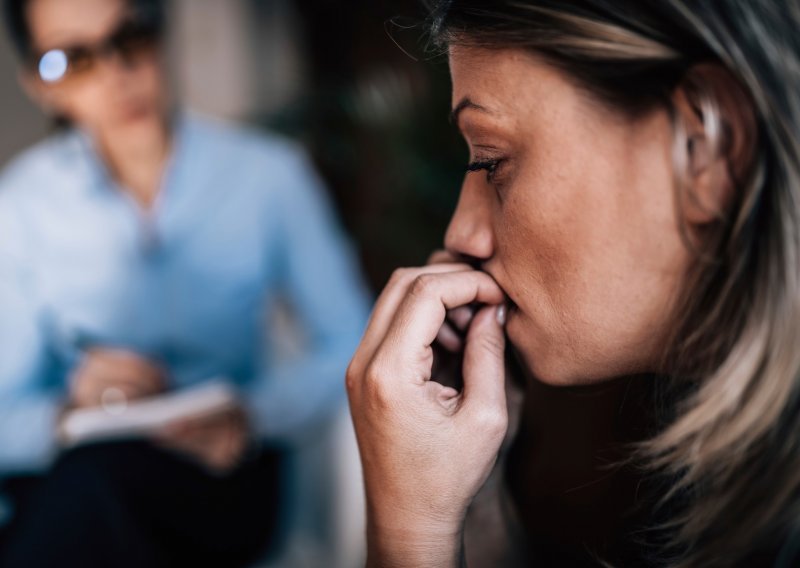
left=23, top=0, right=247, bottom=473
left=446, top=46, right=689, bottom=386
left=348, top=46, right=748, bottom=567
left=347, top=265, right=507, bottom=568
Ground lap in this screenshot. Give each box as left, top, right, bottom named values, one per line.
left=0, top=440, right=283, bottom=568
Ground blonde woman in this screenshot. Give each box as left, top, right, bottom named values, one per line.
left=347, top=0, right=800, bottom=566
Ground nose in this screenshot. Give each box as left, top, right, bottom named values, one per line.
left=95, top=49, right=138, bottom=86
left=444, top=177, right=496, bottom=263
left=98, top=49, right=127, bottom=72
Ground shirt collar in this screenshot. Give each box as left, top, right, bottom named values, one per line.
left=62, top=109, right=192, bottom=205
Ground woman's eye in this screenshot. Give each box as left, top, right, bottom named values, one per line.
left=466, top=159, right=504, bottom=184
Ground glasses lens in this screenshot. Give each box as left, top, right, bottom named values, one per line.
left=35, top=17, right=160, bottom=83
left=38, top=49, right=69, bottom=83
left=37, top=47, right=96, bottom=84
left=67, top=48, right=94, bottom=73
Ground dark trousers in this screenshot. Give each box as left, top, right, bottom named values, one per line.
left=0, top=440, right=283, bottom=568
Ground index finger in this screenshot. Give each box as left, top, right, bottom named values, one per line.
left=376, top=271, right=505, bottom=381
left=427, top=249, right=461, bottom=265
left=350, top=264, right=475, bottom=374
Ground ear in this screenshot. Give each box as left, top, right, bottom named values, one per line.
left=672, top=63, right=758, bottom=226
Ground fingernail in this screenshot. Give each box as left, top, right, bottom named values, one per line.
left=496, top=304, right=507, bottom=326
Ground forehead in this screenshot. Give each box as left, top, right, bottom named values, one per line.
left=27, top=0, right=128, bottom=49
left=448, top=45, right=582, bottom=127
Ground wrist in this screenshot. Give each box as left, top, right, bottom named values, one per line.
left=366, top=517, right=464, bottom=568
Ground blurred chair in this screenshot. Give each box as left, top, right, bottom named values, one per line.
left=261, top=405, right=366, bottom=568
left=256, top=302, right=366, bottom=568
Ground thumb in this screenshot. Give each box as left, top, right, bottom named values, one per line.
left=461, top=304, right=507, bottom=414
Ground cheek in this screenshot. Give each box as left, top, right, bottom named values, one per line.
left=53, top=62, right=165, bottom=125
left=494, top=181, right=581, bottom=379
left=494, top=142, right=688, bottom=383
left=134, top=59, right=165, bottom=99
left=50, top=83, right=110, bottom=125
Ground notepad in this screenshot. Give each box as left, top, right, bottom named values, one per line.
left=60, top=380, right=238, bottom=446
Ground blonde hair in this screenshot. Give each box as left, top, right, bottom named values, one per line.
left=429, top=1, right=800, bottom=565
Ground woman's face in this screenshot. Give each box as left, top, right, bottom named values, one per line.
left=447, top=46, right=691, bottom=385
left=25, top=0, right=166, bottom=135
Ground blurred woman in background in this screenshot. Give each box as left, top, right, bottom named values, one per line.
left=0, top=0, right=369, bottom=566
left=348, top=0, right=800, bottom=566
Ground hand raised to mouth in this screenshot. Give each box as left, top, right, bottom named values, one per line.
left=428, top=250, right=507, bottom=390
left=347, top=260, right=508, bottom=568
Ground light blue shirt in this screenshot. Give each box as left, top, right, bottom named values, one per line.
left=0, top=113, right=371, bottom=475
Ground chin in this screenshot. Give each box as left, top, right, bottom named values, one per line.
left=505, top=308, right=641, bottom=388
left=524, top=358, right=587, bottom=387
left=505, top=338, right=568, bottom=387
left=534, top=368, right=601, bottom=387
left=505, top=331, right=607, bottom=388
left=112, top=101, right=160, bottom=126
left=505, top=311, right=574, bottom=386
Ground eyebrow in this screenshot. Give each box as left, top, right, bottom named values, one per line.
left=449, top=97, right=492, bottom=126
left=35, top=6, right=131, bottom=53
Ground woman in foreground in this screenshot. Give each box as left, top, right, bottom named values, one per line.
left=347, top=0, right=800, bottom=566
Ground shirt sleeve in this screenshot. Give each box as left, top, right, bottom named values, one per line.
left=241, top=148, right=372, bottom=444
left=0, top=196, right=62, bottom=475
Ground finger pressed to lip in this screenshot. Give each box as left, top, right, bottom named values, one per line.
left=377, top=271, right=505, bottom=372
left=350, top=264, right=479, bottom=375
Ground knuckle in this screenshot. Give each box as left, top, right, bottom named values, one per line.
left=362, top=359, right=397, bottom=410
left=363, top=359, right=385, bottom=388
left=473, top=407, right=508, bottom=437
left=345, top=358, right=362, bottom=394
left=388, top=267, right=417, bottom=288
left=409, top=273, right=439, bottom=299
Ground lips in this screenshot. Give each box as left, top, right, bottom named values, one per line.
left=479, top=265, right=517, bottom=318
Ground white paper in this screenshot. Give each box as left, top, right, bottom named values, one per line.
left=60, top=380, right=238, bottom=446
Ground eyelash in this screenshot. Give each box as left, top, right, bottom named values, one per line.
left=466, top=159, right=503, bottom=183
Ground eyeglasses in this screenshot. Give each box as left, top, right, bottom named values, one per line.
left=33, top=17, right=162, bottom=84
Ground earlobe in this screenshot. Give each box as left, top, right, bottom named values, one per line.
left=679, top=128, right=733, bottom=225
left=672, top=64, right=758, bottom=227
